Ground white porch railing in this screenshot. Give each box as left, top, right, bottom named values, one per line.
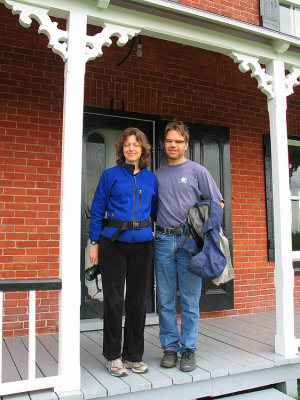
left=0, top=279, right=62, bottom=397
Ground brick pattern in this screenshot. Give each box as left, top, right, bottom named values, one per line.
left=3, top=290, right=59, bottom=337
left=1, top=7, right=300, bottom=335
left=0, top=8, right=64, bottom=335
left=178, top=0, right=260, bottom=24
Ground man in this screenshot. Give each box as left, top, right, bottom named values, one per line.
left=154, top=120, right=224, bottom=372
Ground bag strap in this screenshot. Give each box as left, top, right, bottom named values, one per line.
left=103, top=219, right=150, bottom=242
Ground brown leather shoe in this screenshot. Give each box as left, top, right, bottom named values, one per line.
left=180, top=349, right=196, bottom=372
left=160, top=350, right=178, bottom=368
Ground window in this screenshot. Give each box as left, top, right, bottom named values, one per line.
left=259, top=0, right=300, bottom=38
left=264, top=135, right=300, bottom=271
left=279, top=1, right=300, bottom=37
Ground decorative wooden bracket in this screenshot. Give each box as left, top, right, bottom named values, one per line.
left=4, top=0, right=141, bottom=63
left=85, top=23, right=140, bottom=63
left=3, top=0, right=68, bottom=61
left=230, top=52, right=274, bottom=99
left=230, top=52, right=300, bottom=99
left=285, top=67, right=300, bottom=97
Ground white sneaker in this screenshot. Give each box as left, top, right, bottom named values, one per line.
left=106, top=358, right=128, bottom=377
left=122, top=359, right=149, bottom=373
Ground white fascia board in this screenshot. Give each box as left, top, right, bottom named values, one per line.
left=2, top=0, right=300, bottom=67
left=89, top=4, right=300, bottom=67
left=124, top=0, right=300, bottom=46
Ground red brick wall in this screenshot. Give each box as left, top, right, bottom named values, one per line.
left=0, top=8, right=64, bottom=336
left=178, top=0, right=260, bottom=24
left=1, top=6, right=300, bottom=336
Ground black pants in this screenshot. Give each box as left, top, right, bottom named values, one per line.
left=99, top=237, right=153, bottom=362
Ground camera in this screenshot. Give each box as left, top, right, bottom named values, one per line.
left=85, top=264, right=102, bottom=281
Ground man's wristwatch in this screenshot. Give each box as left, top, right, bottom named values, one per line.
left=90, top=240, right=99, bottom=245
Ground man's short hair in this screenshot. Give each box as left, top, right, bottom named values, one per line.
left=164, top=120, right=189, bottom=142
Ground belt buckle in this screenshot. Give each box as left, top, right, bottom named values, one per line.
left=131, top=221, right=140, bottom=230
left=172, top=227, right=182, bottom=235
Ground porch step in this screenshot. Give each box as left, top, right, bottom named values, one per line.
left=216, top=388, right=295, bottom=399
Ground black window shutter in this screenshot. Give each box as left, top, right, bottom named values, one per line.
left=260, top=0, right=280, bottom=31
left=263, top=134, right=275, bottom=262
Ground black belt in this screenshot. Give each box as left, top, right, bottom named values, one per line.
left=103, top=219, right=150, bottom=242
left=156, top=225, right=184, bottom=236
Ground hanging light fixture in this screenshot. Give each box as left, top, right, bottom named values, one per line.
left=136, top=35, right=143, bottom=57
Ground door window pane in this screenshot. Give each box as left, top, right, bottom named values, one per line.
left=86, top=132, right=106, bottom=210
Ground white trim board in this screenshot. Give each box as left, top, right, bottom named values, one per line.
left=80, top=313, right=159, bottom=331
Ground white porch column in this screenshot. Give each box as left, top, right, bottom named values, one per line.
left=57, top=9, right=87, bottom=394
left=230, top=53, right=298, bottom=357
left=266, top=59, right=297, bottom=357
left=57, top=16, right=141, bottom=394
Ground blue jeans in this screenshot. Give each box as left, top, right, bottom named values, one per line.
left=154, top=230, right=202, bottom=353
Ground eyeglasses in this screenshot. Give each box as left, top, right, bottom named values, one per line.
left=123, top=143, right=141, bottom=149
left=165, top=139, right=187, bottom=145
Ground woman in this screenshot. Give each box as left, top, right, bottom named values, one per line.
left=89, top=127, right=158, bottom=377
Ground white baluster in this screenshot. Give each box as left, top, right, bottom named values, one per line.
left=28, top=290, right=36, bottom=380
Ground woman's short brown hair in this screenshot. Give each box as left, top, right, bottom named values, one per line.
left=164, top=120, right=189, bottom=142
left=116, top=127, right=151, bottom=169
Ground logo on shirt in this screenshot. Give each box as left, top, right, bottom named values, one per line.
left=179, top=177, right=188, bottom=184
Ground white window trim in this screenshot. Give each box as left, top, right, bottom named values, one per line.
left=289, top=139, right=300, bottom=260
left=280, top=0, right=300, bottom=7
left=279, top=1, right=300, bottom=38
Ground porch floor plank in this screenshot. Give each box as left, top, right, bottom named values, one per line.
left=80, top=332, right=131, bottom=396
left=196, top=332, right=275, bottom=372
left=21, top=336, right=58, bottom=378
left=198, top=320, right=289, bottom=365
left=4, top=338, right=42, bottom=380
left=203, top=317, right=275, bottom=346
left=37, top=335, right=59, bottom=363
left=143, top=331, right=211, bottom=383
left=81, top=366, right=107, bottom=400
left=144, top=330, right=205, bottom=383
left=1, top=309, right=300, bottom=400
left=2, top=339, right=21, bottom=383
left=82, top=331, right=156, bottom=392
left=149, top=324, right=256, bottom=375
left=145, top=326, right=228, bottom=378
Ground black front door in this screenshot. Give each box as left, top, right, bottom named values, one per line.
left=157, top=121, right=233, bottom=312
left=80, top=107, right=160, bottom=320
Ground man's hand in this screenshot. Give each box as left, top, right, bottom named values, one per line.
left=218, top=201, right=225, bottom=209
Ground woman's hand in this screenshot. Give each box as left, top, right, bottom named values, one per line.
left=89, top=244, right=99, bottom=266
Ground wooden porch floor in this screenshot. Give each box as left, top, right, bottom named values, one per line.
left=2, top=309, right=300, bottom=400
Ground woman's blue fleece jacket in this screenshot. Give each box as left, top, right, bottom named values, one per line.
left=89, top=164, right=158, bottom=243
